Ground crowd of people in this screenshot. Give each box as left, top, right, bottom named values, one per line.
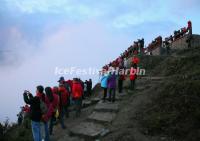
left=16, top=20, right=192, bottom=141
left=100, top=54, right=140, bottom=102
left=100, top=21, right=193, bottom=103
left=163, top=20, right=193, bottom=53
left=17, top=77, right=92, bottom=141
left=146, top=36, right=162, bottom=54
left=142, top=20, right=193, bottom=55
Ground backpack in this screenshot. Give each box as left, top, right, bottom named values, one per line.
left=40, top=99, right=48, bottom=114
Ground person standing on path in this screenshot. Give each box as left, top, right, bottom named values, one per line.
left=107, top=71, right=117, bottom=102
left=101, top=72, right=109, bottom=102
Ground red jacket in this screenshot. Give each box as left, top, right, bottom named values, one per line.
left=119, top=74, right=126, bottom=80
left=59, top=86, right=69, bottom=106
left=130, top=68, right=137, bottom=80
left=72, top=82, right=83, bottom=99
left=23, top=105, right=30, bottom=113
left=188, top=21, right=192, bottom=29
left=132, top=57, right=140, bottom=64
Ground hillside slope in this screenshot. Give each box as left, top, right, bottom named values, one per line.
left=103, top=46, right=200, bottom=141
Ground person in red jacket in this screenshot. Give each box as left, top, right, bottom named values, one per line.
left=187, top=20, right=192, bottom=35
left=22, top=104, right=30, bottom=128
left=48, top=87, right=60, bottom=135
left=132, top=55, right=140, bottom=69
left=59, top=84, right=70, bottom=119
left=72, top=78, right=83, bottom=117
left=130, top=68, right=137, bottom=90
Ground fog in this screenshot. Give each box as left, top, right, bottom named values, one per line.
left=0, top=21, right=131, bottom=122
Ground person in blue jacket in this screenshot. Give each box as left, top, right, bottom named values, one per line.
left=101, top=72, right=109, bottom=102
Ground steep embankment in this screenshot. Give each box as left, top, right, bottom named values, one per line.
left=103, top=47, right=200, bottom=141
left=137, top=47, right=200, bottom=141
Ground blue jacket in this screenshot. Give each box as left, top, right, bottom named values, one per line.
left=101, top=75, right=108, bottom=88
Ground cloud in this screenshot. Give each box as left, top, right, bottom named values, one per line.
left=0, top=21, right=130, bottom=122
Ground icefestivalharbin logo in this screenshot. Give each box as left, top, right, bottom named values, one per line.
left=54, top=67, right=146, bottom=76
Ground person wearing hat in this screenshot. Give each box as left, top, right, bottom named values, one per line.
left=72, top=78, right=83, bottom=117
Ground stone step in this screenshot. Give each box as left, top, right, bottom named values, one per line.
left=82, top=100, right=92, bottom=108
left=91, top=97, right=101, bottom=104
left=88, top=111, right=117, bottom=124
left=94, top=102, right=119, bottom=113
left=135, top=86, right=146, bottom=90
left=57, top=135, right=84, bottom=141
left=117, top=92, right=127, bottom=97
left=69, top=122, right=107, bottom=139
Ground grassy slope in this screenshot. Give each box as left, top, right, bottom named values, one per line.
left=137, top=47, right=200, bottom=141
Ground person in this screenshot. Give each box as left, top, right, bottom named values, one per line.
left=132, top=55, right=140, bottom=69
left=17, top=110, right=23, bottom=126
left=33, top=86, right=50, bottom=141
left=101, top=72, right=109, bottom=102
left=22, top=104, right=31, bottom=128
left=123, top=58, right=128, bottom=69
left=130, top=68, right=137, bottom=90
left=23, top=89, right=42, bottom=141
left=72, top=78, right=83, bottom=117
left=47, top=87, right=59, bottom=135
left=186, top=20, right=192, bottom=48
left=118, top=69, right=126, bottom=93
left=84, top=81, right=87, bottom=99
left=55, top=86, right=67, bottom=130
left=88, top=79, right=92, bottom=96
left=187, top=20, right=192, bottom=35
left=59, top=84, right=70, bottom=118
left=107, top=71, right=117, bottom=102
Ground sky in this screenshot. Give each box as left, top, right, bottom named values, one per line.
left=0, top=0, right=200, bottom=122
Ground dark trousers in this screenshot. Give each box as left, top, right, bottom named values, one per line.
left=132, top=63, right=137, bottom=69
left=102, top=87, right=107, bottom=101
left=130, top=80, right=135, bottom=90
left=74, top=98, right=82, bottom=117
left=49, top=108, right=66, bottom=135
left=64, top=105, right=69, bottom=118
left=109, top=88, right=116, bottom=102
left=118, top=80, right=123, bottom=93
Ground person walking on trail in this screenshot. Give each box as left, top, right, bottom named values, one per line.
left=72, top=78, right=83, bottom=117
left=101, top=72, right=109, bottom=102
left=52, top=87, right=66, bottom=128
left=118, top=69, right=126, bottom=93
left=55, top=86, right=68, bottom=130
left=59, top=84, right=70, bottom=119
left=23, top=87, right=43, bottom=141
left=107, top=71, right=117, bottom=102
left=58, top=77, right=71, bottom=106
left=130, top=68, right=137, bottom=90
left=46, top=87, right=59, bottom=135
